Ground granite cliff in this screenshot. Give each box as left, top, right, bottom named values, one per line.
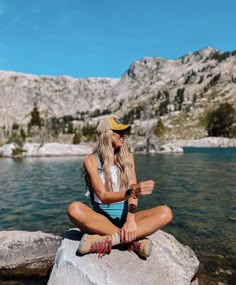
left=0, top=46, right=235, bottom=145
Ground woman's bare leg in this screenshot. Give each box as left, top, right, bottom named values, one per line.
left=134, top=205, right=173, bottom=239
left=68, top=202, right=172, bottom=240
left=67, top=201, right=120, bottom=235
left=68, top=202, right=172, bottom=257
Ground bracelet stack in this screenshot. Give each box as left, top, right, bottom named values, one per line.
left=130, top=184, right=138, bottom=199
left=126, top=184, right=140, bottom=199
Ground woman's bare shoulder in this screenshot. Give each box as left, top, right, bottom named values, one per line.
left=84, top=154, right=98, bottom=170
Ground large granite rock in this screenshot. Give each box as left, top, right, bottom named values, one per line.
left=0, top=231, right=62, bottom=277
left=0, top=72, right=118, bottom=128
left=128, top=135, right=183, bottom=154
left=170, top=137, right=236, bottom=147
left=48, top=229, right=199, bottom=285
left=158, top=144, right=184, bottom=153
left=0, top=142, right=92, bottom=157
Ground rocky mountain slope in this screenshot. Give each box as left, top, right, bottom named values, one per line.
left=0, top=74, right=118, bottom=127
left=0, top=46, right=235, bottom=144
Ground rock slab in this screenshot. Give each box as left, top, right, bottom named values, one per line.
left=48, top=229, right=199, bottom=285
left=0, top=231, right=62, bottom=277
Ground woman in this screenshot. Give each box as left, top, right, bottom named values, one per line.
left=67, top=117, right=172, bottom=258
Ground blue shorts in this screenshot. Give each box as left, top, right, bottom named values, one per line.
left=93, top=201, right=128, bottom=228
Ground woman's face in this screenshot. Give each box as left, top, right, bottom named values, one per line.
left=112, top=130, right=126, bottom=148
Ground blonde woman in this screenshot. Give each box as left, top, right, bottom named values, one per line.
left=67, top=117, right=172, bottom=258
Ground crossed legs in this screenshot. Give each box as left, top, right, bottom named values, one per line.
left=67, top=201, right=173, bottom=239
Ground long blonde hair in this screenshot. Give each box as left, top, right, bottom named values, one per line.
left=92, top=129, right=133, bottom=192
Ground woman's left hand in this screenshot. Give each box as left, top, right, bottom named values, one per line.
left=121, top=218, right=137, bottom=243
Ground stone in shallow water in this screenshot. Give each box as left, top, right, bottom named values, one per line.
left=48, top=229, right=199, bottom=285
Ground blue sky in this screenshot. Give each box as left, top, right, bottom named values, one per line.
left=0, top=0, right=235, bottom=78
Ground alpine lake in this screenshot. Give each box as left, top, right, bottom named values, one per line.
left=0, top=147, right=236, bottom=285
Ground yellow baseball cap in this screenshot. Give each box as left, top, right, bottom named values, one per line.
left=96, top=117, right=131, bottom=135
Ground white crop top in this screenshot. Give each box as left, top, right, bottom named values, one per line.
left=94, top=165, right=121, bottom=203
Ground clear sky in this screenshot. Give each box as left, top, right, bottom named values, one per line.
left=0, top=0, right=235, bottom=78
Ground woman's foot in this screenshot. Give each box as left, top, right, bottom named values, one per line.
left=78, top=234, right=152, bottom=258
left=128, top=238, right=152, bottom=258
left=78, top=233, right=112, bottom=258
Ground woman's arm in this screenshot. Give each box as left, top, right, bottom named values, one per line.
left=84, top=155, right=127, bottom=204
left=121, top=153, right=155, bottom=242
left=126, top=153, right=138, bottom=218
left=121, top=153, right=138, bottom=242
left=84, top=154, right=155, bottom=205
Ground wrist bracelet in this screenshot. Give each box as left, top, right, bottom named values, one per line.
left=130, top=184, right=140, bottom=199
left=125, top=188, right=133, bottom=198
left=125, top=184, right=140, bottom=199
left=128, top=203, right=137, bottom=213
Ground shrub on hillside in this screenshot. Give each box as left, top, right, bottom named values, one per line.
left=12, top=145, right=26, bottom=157
left=159, top=100, right=169, bottom=116
left=174, top=88, right=185, bottom=111
left=73, top=131, right=82, bottom=144
left=207, top=103, right=236, bottom=138
left=67, top=122, right=74, bottom=134
left=20, top=128, right=26, bottom=141
left=210, top=51, right=232, bottom=63
left=122, top=106, right=144, bottom=123
left=82, top=124, right=96, bottom=141
left=154, top=119, right=165, bottom=137
left=12, top=123, right=19, bottom=130
left=29, top=104, right=43, bottom=128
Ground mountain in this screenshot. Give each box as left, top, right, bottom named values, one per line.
left=0, top=46, right=235, bottom=144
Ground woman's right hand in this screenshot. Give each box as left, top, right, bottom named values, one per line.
left=131, top=180, right=155, bottom=198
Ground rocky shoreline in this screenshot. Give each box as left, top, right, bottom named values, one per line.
left=170, top=137, right=236, bottom=148
left=0, top=137, right=235, bottom=158
left=0, top=141, right=183, bottom=158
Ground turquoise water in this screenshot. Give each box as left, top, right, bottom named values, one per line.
left=0, top=148, right=236, bottom=283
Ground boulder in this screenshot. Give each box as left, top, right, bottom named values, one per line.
left=146, top=135, right=161, bottom=153
left=23, top=142, right=92, bottom=157
left=0, top=231, right=62, bottom=277
left=128, top=135, right=184, bottom=154
left=48, top=229, right=199, bottom=285
left=0, top=143, right=15, bottom=157
left=158, top=144, right=184, bottom=153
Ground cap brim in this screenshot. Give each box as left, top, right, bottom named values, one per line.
left=112, top=125, right=131, bottom=131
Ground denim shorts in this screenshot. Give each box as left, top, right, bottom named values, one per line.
left=93, top=200, right=128, bottom=228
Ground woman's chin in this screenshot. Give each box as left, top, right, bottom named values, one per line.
left=117, top=142, right=124, bottom=147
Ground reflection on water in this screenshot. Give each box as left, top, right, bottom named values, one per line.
left=0, top=149, right=236, bottom=284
